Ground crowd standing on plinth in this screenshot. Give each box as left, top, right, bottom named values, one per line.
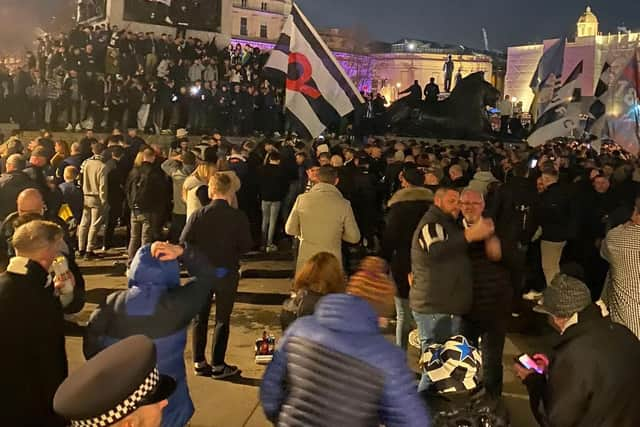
left=2, top=24, right=640, bottom=427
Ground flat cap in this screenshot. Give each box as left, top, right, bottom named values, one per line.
left=534, top=273, right=592, bottom=318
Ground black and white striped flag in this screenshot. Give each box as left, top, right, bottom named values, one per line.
left=586, top=60, right=613, bottom=136
left=264, top=3, right=364, bottom=138
left=527, top=61, right=583, bottom=147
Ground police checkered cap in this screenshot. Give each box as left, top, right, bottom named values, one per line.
left=54, top=336, right=175, bottom=427
left=419, top=335, right=482, bottom=394
left=71, top=368, right=160, bottom=427
left=534, top=273, right=592, bottom=317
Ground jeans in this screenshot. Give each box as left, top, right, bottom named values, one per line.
left=395, top=297, right=414, bottom=350
left=104, top=199, right=123, bottom=249
left=261, top=201, right=281, bottom=246
left=412, top=311, right=464, bottom=392
left=465, top=320, right=506, bottom=398
left=192, top=270, right=240, bottom=366
left=77, top=198, right=106, bottom=252
left=128, top=211, right=153, bottom=262
left=540, top=240, right=566, bottom=286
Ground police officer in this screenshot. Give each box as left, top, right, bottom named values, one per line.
left=54, top=335, right=176, bottom=427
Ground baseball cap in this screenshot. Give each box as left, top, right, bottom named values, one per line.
left=533, top=273, right=592, bottom=318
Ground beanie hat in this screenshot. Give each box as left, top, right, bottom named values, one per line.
left=346, top=257, right=396, bottom=317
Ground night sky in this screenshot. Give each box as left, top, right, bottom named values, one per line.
left=297, top=0, right=640, bottom=50
left=5, top=1, right=640, bottom=52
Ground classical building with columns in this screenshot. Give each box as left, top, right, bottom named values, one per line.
left=505, top=6, right=640, bottom=112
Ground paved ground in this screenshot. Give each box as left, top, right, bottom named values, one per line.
left=65, top=248, right=548, bottom=427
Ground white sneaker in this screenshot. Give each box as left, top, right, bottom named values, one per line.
left=522, top=290, right=543, bottom=301
left=266, top=244, right=278, bottom=253
left=65, top=123, right=73, bottom=131
left=165, top=16, right=174, bottom=25
left=75, top=123, right=82, bottom=132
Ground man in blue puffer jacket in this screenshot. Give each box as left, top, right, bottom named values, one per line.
left=83, top=244, right=215, bottom=427
left=261, top=290, right=430, bottom=426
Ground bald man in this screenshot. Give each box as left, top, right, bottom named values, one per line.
left=460, top=189, right=511, bottom=398
left=0, top=188, right=85, bottom=314
left=0, top=154, right=35, bottom=221
left=17, top=188, right=46, bottom=216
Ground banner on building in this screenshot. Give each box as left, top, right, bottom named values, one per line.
left=263, top=4, right=364, bottom=137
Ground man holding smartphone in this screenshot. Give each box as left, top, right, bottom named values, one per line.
left=514, top=273, right=640, bottom=427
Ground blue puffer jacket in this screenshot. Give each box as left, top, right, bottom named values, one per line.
left=261, top=294, right=430, bottom=427
left=84, top=245, right=215, bottom=427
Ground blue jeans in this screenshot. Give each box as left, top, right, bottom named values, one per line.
left=412, top=311, right=464, bottom=392
left=261, top=201, right=281, bottom=246
left=395, top=297, right=415, bottom=350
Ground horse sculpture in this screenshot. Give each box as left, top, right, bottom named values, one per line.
left=386, top=72, right=500, bottom=140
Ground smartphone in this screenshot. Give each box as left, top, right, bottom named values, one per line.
left=516, top=353, right=543, bottom=374
left=529, top=158, right=538, bottom=169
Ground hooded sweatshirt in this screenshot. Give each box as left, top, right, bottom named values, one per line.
left=83, top=245, right=215, bottom=427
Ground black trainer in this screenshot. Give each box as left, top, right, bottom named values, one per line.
left=194, top=363, right=213, bottom=377
left=211, top=364, right=240, bottom=380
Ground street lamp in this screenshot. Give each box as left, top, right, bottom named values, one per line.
left=407, top=42, right=416, bottom=51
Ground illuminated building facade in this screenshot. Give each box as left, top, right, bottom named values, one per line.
left=231, top=0, right=292, bottom=42
left=506, top=6, right=640, bottom=112
left=370, top=40, right=495, bottom=104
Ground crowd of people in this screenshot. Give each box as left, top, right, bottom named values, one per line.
left=0, top=23, right=287, bottom=136
left=1, top=123, right=640, bottom=426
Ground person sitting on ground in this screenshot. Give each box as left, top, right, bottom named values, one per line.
left=83, top=244, right=215, bottom=427
left=261, top=255, right=428, bottom=426
left=280, top=252, right=346, bottom=331
left=514, top=273, right=640, bottom=427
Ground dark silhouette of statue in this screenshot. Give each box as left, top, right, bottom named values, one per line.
left=443, top=55, right=455, bottom=92
left=424, top=77, right=440, bottom=103
left=386, top=72, right=500, bottom=140
left=399, top=80, right=422, bottom=107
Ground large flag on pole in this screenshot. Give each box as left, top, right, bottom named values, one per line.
left=264, top=3, right=364, bottom=138
left=605, top=50, right=640, bottom=155
left=527, top=61, right=583, bottom=147
left=529, top=39, right=566, bottom=121
left=586, top=59, right=613, bottom=137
